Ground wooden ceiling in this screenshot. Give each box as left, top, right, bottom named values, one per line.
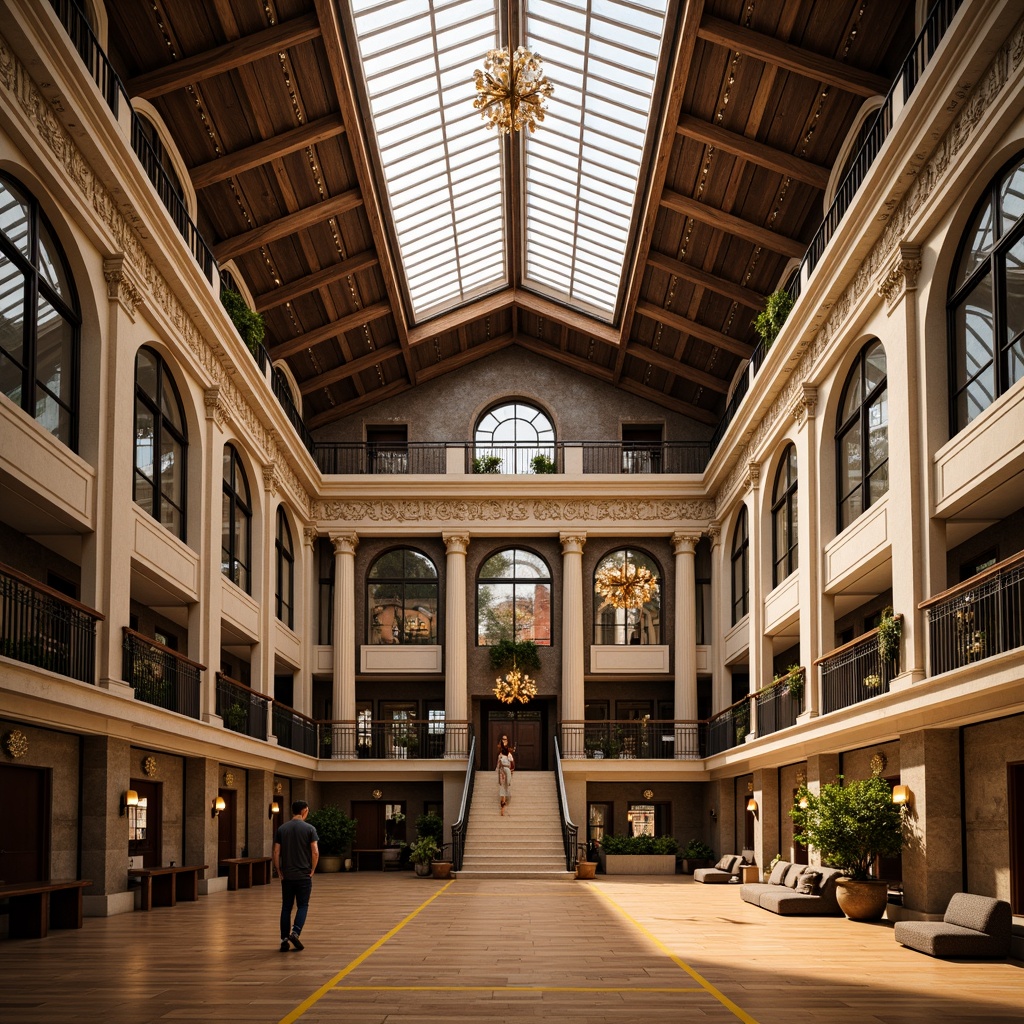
left=104, top=0, right=915, bottom=433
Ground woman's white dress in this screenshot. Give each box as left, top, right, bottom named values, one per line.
left=496, top=752, right=514, bottom=800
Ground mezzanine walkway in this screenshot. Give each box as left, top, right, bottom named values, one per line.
left=1, top=874, right=1020, bottom=1023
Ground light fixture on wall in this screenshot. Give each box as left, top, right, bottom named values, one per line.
left=121, top=789, right=139, bottom=816
left=746, top=796, right=758, bottom=813
left=269, top=800, right=280, bottom=819
left=798, top=794, right=809, bottom=809
left=212, top=796, right=226, bottom=818
left=892, top=784, right=912, bottom=807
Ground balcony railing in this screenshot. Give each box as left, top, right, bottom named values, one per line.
left=755, top=667, right=804, bottom=738
left=816, top=618, right=901, bottom=715
left=0, top=562, right=103, bottom=684
left=272, top=369, right=316, bottom=456
left=216, top=673, right=269, bottom=741
left=272, top=700, right=319, bottom=756
left=314, top=442, right=448, bottom=475
left=922, top=550, right=1024, bottom=675
left=122, top=628, right=202, bottom=718
left=706, top=698, right=751, bottom=755
left=561, top=719, right=701, bottom=760
left=578, top=442, right=710, bottom=474
left=317, top=720, right=472, bottom=759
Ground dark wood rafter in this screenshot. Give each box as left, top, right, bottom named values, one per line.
left=634, top=301, right=753, bottom=360
left=127, top=13, right=322, bottom=99
left=615, top=377, right=719, bottom=426
left=626, top=343, right=730, bottom=394
left=299, top=343, right=405, bottom=394
left=415, top=333, right=516, bottom=383
left=408, top=292, right=515, bottom=347
left=514, top=292, right=620, bottom=348
left=514, top=335, right=616, bottom=383
left=645, top=252, right=766, bottom=312
left=254, top=251, right=379, bottom=312
left=270, top=302, right=393, bottom=360
left=306, top=379, right=414, bottom=428
left=189, top=114, right=346, bottom=190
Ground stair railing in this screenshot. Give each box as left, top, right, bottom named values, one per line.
left=450, top=736, right=476, bottom=871
left=553, top=738, right=579, bottom=871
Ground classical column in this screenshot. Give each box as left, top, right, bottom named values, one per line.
left=443, top=533, right=469, bottom=757
left=672, top=531, right=701, bottom=756
left=330, top=532, right=358, bottom=758
left=299, top=527, right=318, bottom=718
left=745, top=461, right=765, bottom=740
left=560, top=532, right=586, bottom=757
left=707, top=521, right=729, bottom=713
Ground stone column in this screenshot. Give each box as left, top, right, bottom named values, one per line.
left=246, top=768, right=277, bottom=858
left=672, top=531, right=701, bottom=756
left=330, top=532, right=358, bottom=758
left=559, top=533, right=586, bottom=757
left=184, top=756, right=222, bottom=892
left=752, top=767, right=780, bottom=877
left=443, top=533, right=469, bottom=757
left=300, top=527, right=319, bottom=718
left=745, top=462, right=764, bottom=739
left=803, top=753, right=841, bottom=868
left=707, top=521, right=729, bottom=714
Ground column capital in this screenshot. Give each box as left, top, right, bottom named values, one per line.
left=329, top=532, right=358, bottom=556
left=263, top=461, right=279, bottom=497
left=204, top=386, right=230, bottom=429
left=672, top=531, right=702, bottom=555
left=791, top=384, right=818, bottom=426
left=559, top=532, right=586, bottom=555
left=746, top=461, right=760, bottom=492
left=103, top=253, right=144, bottom=321
left=443, top=532, right=470, bottom=555
left=302, top=526, right=318, bottom=550
left=878, top=244, right=922, bottom=312
left=707, top=520, right=722, bottom=546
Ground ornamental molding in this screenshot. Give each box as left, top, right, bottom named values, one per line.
left=791, top=384, right=818, bottom=426
left=671, top=531, right=702, bottom=555
left=263, top=461, right=279, bottom=497
left=303, top=526, right=319, bottom=550
left=102, top=254, right=144, bottom=320
left=443, top=532, right=470, bottom=554
left=746, top=462, right=760, bottom=492
left=330, top=532, right=358, bottom=556
left=205, top=386, right=229, bottom=429
left=878, top=245, right=922, bottom=311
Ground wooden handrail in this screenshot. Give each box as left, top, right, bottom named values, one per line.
left=270, top=699, right=316, bottom=725
left=813, top=615, right=902, bottom=666
left=0, top=561, right=105, bottom=620
left=122, top=627, right=206, bottom=670
left=918, top=549, right=1024, bottom=609
left=216, top=671, right=269, bottom=699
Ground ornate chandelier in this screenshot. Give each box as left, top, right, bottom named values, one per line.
left=494, top=663, right=537, bottom=704
left=472, top=46, right=553, bottom=134
left=595, top=561, right=659, bottom=610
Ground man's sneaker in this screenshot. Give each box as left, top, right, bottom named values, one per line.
left=280, top=939, right=290, bottom=952
left=288, top=931, right=304, bottom=951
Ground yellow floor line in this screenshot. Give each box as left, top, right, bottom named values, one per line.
left=590, top=885, right=761, bottom=1024
left=336, top=985, right=704, bottom=994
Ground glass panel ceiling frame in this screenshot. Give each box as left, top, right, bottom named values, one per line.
left=347, top=0, right=669, bottom=325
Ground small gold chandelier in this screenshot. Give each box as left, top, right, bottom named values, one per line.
left=473, top=46, right=553, bottom=134
left=595, top=560, right=659, bottom=610
left=494, top=662, right=537, bottom=704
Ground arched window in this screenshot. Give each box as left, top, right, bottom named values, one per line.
left=275, top=507, right=294, bottom=628
left=134, top=346, right=187, bottom=539
left=135, top=113, right=189, bottom=234
left=222, top=444, right=251, bottom=593
left=731, top=507, right=749, bottom=625
left=772, top=445, right=799, bottom=587
left=836, top=340, right=888, bottom=531
left=593, top=548, right=661, bottom=645
left=948, top=153, right=1024, bottom=434
left=474, top=401, right=555, bottom=474
left=368, top=548, right=438, bottom=644
left=0, top=173, right=81, bottom=450
left=477, top=548, right=552, bottom=645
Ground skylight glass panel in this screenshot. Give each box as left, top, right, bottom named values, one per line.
left=523, top=0, right=670, bottom=320
left=349, top=0, right=507, bottom=321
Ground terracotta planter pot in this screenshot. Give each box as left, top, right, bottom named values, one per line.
left=317, top=855, right=342, bottom=873
left=431, top=861, right=452, bottom=879
left=835, top=878, right=889, bottom=921
left=576, top=861, right=597, bottom=879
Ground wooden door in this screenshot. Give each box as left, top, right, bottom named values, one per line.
left=352, top=801, right=385, bottom=848
left=217, top=789, right=237, bottom=863
left=1008, top=763, right=1024, bottom=914
left=129, top=778, right=162, bottom=868
left=0, top=763, right=48, bottom=881
left=487, top=709, right=543, bottom=770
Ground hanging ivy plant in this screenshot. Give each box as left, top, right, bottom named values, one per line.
left=488, top=638, right=541, bottom=671
left=220, top=288, right=266, bottom=355
left=876, top=607, right=902, bottom=665
left=752, top=289, right=794, bottom=348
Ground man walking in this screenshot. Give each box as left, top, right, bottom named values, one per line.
left=273, top=799, right=319, bottom=951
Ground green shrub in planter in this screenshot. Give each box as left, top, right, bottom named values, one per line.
left=220, top=288, right=265, bottom=355
left=601, top=834, right=679, bottom=855
left=306, top=805, right=357, bottom=857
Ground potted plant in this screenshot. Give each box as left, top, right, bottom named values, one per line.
left=409, top=835, right=440, bottom=876
left=575, top=843, right=597, bottom=879
left=680, top=839, right=715, bottom=874
left=415, top=812, right=444, bottom=845
left=752, top=288, right=794, bottom=349
left=220, top=288, right=265, bottom=357
left=734, top=702, right=749, bottom=744
left=431, top=843, right=453, bottom=878
left=224, top=701, right=248, bottom=733
left=306, top=805, right=357, bottom=873
left=784, top=664, right=804, bottom=700
left=600, top=833, right=679, bottom=874
left=530, top=453, right=556, bottom=474
left=877, top=607, right=901, bottom=666
left=791, top=774, right=905, bottom=920
left=472, top=454, right=502, bottom=473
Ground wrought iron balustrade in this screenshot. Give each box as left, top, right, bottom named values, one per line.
left=272, top=701, right=319, bottom=756
left=923, top=551, right=1024, bottom=675
left=578, top=442, right=710, bottom=474
left=272, top=369, right=316, bottom=455
left=562, top=719, right=700, bottom=760
left=317, top=719, right=471, bottom=759
left=122, top=628, right=202, bottom=719
left=817, top=620, right=901, bottom=714
left=755, top=668, right=804, bottom=738
left=706, top=698, right=751, bottom=755
left=0, top=562, right=103, bottom=684
left=216, top=673, right=269, bottom=740
left=314, top=442, right=448, bottom=475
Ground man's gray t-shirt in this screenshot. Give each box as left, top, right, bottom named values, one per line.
left=275, top=819, right=319, bottom=880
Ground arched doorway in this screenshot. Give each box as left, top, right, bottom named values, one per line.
left=485, top=702, right=545, bottom=770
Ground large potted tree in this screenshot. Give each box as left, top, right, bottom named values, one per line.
left=791, top=774, right=905, bottom=920
left=306, top=805, right=357, bottom=873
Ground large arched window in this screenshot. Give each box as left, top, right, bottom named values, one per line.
left=948, top=153, right=1024, bottom=434
left=0, top=173, right=81, bottom=450
left=731, top=507, right=749, bottom=625
left=275, top=507, right=294, bottom=628
left=477, top=548, right=552, bottom=645
left=593, top=548, right=661, bottom=645
left=368, top=548, right=438, bottom=644
left=134, top=346, right=187, bottom=539
left=222, top=444, right=251, bottom=593
left=474, top=401, right=555, bottom=474
left=772, top=445, right=799, bottom=587
left=836, top=340, right=888, bottom=531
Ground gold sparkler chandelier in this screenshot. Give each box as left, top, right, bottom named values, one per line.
left=494, top=663, right=537, bottom=704
left=595, top=561, right=659, bottom=610
left=473, top=46, right=553, bottom=134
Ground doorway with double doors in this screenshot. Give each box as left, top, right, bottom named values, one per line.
left=485, top=701, right=546, bottom=771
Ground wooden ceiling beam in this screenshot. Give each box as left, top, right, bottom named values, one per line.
left=514, top=336, right=616, bottom=383
left=211, top=190, right=363, bottom=262
left=635, top=301, right=753, bottom=359
left=306, top=379, right=410, bottom=429
left=415, top=334, right=516, bottom=383
left=646, top=251, right=765, bottom=312
left=270, top=301, right=392, bottom=360
left=190, top=114, right=346, bottom=190
left=661, top=189, right=806, bottom=259
left=616, top=377, right=719, bottom=426
left=697, top=14, right=890, bottom=99
left=299, top=343, right=405, bottom=395
left=625, top=344, right=731, bottom=394
left=514, top=292, right=621, bottom=347
left=255, top=251, right=379, bottom=312
left=128, top=13, right=322, bottom=100
left=407, top=291, right=514, bottom=346
left=675, top=115, right=830, bottom=190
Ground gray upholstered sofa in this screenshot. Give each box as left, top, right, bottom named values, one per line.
left=740, top=859, right=844, bottom=915
left=894, top=893, right=1012, bottom=958
left=694, top=849, right=755, bottom=884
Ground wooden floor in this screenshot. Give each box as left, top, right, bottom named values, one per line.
left=1, top=875, right=1021, bottom=1023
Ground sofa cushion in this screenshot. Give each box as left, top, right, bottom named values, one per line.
left=768, top=860, right=790, bottom=885
left=782, top=863, right=804, bottom=887
left=894, top=920, right=1011, bottom=958
left=714, top=856, right=733, bottom=870
left=943, top=893, right=1012, bottom=938
left=693, top=867, right=734, bottom=884
left=796, top=870, right=822, bottom=895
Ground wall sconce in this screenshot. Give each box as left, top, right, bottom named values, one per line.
left=892, top=785, right=911, bottom=807
left=709, top=807, right=717, bottom=822
left=121, top=789, right=139, bottom=816
left=269, top=800, right=280, bottom=819
left=798, top=795, right=809, bottom=809
left=211, top=795, right=226, bottom=818
left=746, top=796, right=758, bottom=813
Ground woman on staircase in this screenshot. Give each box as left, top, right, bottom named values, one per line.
left=496, top=735, right=515, bottom=815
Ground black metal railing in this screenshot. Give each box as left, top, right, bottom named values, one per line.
left=755, top=668, right=804, bottom=738
left=122, top=628, right=202, bottom=719
left=451, top=736, right=477, bottom=871
left=577, top=441, right=710, bottom=474
left=48, top=0, right=122, bottom=113
left=272, top=369, right=316, bottom=455
left=554, top=738, right=578, bottom=871
left=469, top=444, right=558, bottom=475
left=817, top=619, right=901, bottom=715
left=0, top=562, right=103, bottom=684
left=313, top=442, right=448, bottom=475
left=923, top=551, right=1024, bottom=675
left=706, top=697, right=751, bottom=756
left=215, top=673, right=269, bottom=740
left=561, top=719, right=700, bottom=760
left=271, top=700, right=319, bottom=756
left=317, top=719, right=471, bottom=759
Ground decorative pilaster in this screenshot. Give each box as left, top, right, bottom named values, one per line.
left=878, top=245, right=922, bottom=313
left=102, top=254, right=144, bottom=321
left=559, top=532, right=586, bottom=757
left=443, top=533, right=470, bottom=757
left=672, top=531, right=701, bottom=757
left=330, top=532, right=358, bottom=758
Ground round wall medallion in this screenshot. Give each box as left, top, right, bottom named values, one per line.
left=870, top=752, right=887, bottom=776
left=4, top=729, right=29, bottom=759
left=372, top=788, right=383, bottom=799
left=143, top=756, right=158, bottom=777
left=224, top=771, right=235, bottom=787
left=274, top=781, right=284, bottom=795
left=642, top=789, right=654, bottom=800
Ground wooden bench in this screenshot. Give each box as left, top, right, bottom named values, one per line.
left=0, top=879, right=92, bottom=939
left=220, top=857, right=273, bottom=891
left=128, top=865, right=206, bottom=911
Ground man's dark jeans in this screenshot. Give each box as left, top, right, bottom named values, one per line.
left=280, top=877, right=312, bottom=939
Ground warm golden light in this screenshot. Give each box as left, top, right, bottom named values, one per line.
left=892, top=784, right=911, bottom=806
left=746, top=797, right=758, bottom=813
left=473, top=47, right=553, bottom=134
left=269, top=800, right=281, bottom=819
left=493, top=664, right=537, bottom=704
left=595, top=560, right=659, bottom=610
left=212, top=795, right=226, bottom=818
left=121, top=789, right=139, bottom=816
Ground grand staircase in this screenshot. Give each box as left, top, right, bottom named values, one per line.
left=457, top=770, right=575, bottom=879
